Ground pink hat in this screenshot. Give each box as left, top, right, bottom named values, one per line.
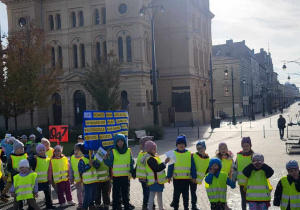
left=241, top=137, right=252, bottom=147
left=144, top=141, right=157, bottom=153
left=219, top=142, right=227, bottom=149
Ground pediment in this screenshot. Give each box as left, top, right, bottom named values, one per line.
left=59, top=72, right=86, bottom=83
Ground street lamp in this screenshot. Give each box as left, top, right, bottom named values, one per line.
left=223, top=67, right=236, bottom=125
left=139, top=2, right=165, bottom=125
left=282, top=58, right=300, bottom=71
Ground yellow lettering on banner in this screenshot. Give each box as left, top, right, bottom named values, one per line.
left=102, top=140, right=114, bottom=147
left=85, top=135, right=99, bottom=141
left=107, top=125, right=121, bottom=132
left=107, top=119, right=115, bottom=125
left=121, top=124, right=128, bottom=129
left=120, top=131, right=128, bottom=136
left=114, top=112, right=128, bottom=118
left=99, top=134, right=113, bottom=140
left=106, top=112, right=113, bottom=118
left=116, top=119, right=128, bottom=124
left=85, top=120, right=106, bottom=126
left=84, top=127, right=106, bottom=133
left=93, top=112, right=105, bottom=118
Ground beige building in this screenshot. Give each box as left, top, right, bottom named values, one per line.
left=0, top=0, right=213, bottom=129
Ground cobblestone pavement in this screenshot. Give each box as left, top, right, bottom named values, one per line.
left=1, top=103, right=299, bottom=210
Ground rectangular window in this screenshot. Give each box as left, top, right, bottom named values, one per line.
left=224, top=86, right=229, bottom=96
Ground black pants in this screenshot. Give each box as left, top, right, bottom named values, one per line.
left=189, top=181, right=197, bottom=207
left=95, top=181, right=110, bottom=206
left=279, top=127, right=284, bottom=138
left=0, top=179, right=5, bottom=192
left=141, top=181, right=149, bottom=206
left=240, top=185, right=247, bottom=210
left=210, top=202, right=225, bottom=210
left=113, top=177, right=129, bottom=210
left=173, top=179, right=190, bottom=210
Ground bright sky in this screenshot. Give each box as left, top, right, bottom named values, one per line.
left=1, top=0, right=300, bottom=87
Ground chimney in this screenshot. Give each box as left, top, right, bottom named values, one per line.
left=226, top=39, right=233, bottom=45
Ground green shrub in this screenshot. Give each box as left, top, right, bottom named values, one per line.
left=141, top=125, right=164, bottom=140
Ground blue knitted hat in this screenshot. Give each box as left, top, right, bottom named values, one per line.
left=286, top=160, right=299, bottom=170
left=196, top=140, right=206, bottom=149
left=176, top=135, right=187, bottom=146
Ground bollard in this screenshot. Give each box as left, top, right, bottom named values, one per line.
left=198, top=126, right=199, bottom=139
left=177, top=127, right=179, bottom=136
left=241, top=125, right=242, bottom=138
left=287, top=125, right=288, bottom=139
left=263, top=125, right=265, bottom=138
left=230, top=123, right=231, bottom=130
left=270, top=118, right=271, bottom=127
left=250, top=120, right=251, bottom=128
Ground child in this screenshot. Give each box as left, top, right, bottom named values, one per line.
left=10, top=159, right=40, bottom=210
left=274, top=160, right=300, bottom=209
left=205, top=157, right=236, bottom=210
left=70, top=135, right=85, bottom=156
left=234, top=137, right=254, bottom=210
left=49, top=145, right=76, bottom=207
left=142, top=140, right=169, bottom=210
left=216, top=142, right=234, bottom=178
left=191, top=140, right=210, bottom=210
left=29, top=144, right=55, bottom=209
left=103, top=134, right=135, bottom=210
left=135, top=136, right=152, bottom=210
left=78, top=146, right=100, bottom=210
left=41, top=138, right=54, bottom=158
left=242, top=153, right=274, bottom=210
left=70, top=143, right=85, bottom=209
left=167, top=135, right=197, bottom=210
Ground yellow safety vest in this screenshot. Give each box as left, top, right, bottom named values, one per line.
left=46, top=147, right=54, bottom=158
left=173, top=151, right=191, bottom=179
left=221, top=158, right=232, bottom=175
left=146, top=156, right=167, bottom=186
left=82, top=157, right=99, bottom=184
left=112, top=148, right=131, bottom=177
left=193, top=154, right=210, bottom=184
left=13, top=173, right=37, bottom=201
left=280, top=176, right=300, bottom=210
left=51, top=156, right=69, bottom=184
left=237, top=153, right=252, bottom=186
left=136, top=151, right=147, bottom=179
left=70, top=155, right=83, bottom=183
left=11, top=154, right=28, bottom=170
left=35, top=157, right=50, bottom=183
left=205, top=171, right=228, bottom=202
left=246, top=170, right=271, bottom=201
left=96, top=159, right=110, bottom=182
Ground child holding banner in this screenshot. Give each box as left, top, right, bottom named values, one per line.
left=103, top=134, right=135, bottom=210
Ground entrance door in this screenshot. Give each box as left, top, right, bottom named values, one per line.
left=74, top=90, right=86, bottom=125
left=52, top=93, right=62, bottom=125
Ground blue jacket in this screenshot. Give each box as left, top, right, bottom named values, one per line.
left=1, top=139, right=14, bottom=157
left=167, top=149, right=197, bottom=179
left=205, top=157, right=235, bottom=189
left=78, top=154, right=100, bottom=175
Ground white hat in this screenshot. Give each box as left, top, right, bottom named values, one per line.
left=19, top=159, right=30, bottom=169
left=78, top=135, right=83, bottom=139
left=5, top=134, right=11, bottom=139
left=7, top=137, right=16, bottom=143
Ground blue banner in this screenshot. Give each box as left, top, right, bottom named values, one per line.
left=83, top=111, right=129, bottom=150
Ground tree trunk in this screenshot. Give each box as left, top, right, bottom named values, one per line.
left=5, top=117, right=8, bottom=131
left=13, top=102, right=18, bottom=132
left=30, top=109, right=34, bottom=132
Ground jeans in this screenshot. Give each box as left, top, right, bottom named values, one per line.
left=14, top=198, right=41, bottom=210
left=173, top=179, right=190, bottom=210
left=83, top=183, right=98, bottom=209
left=95, top=181, right=110, bottom=206
left=141, top=181, right=149, bottom=206
left=279, top=128, right=284, bottom=138
left=74, top=182, right=84, bottom=206
left=190, top=181, right=197, bottom=207
left=240, top=185, right=247, bottom=210
left=113, top=177, right=129, bottom=210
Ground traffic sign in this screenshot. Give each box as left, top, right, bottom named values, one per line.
left=49, top=125, right=68, bottom=144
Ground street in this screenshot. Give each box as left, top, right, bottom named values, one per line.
left=1, top=103, right=300, bottom=210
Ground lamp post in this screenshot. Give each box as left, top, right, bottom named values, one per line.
left=260, top=85, right=268, bottom=117
left=250, top=79, right=255, bottom=120
left=139, top=3, right=165, bottom=125
left=209, top=54, right=216, bottom=129
left=224, top=67, right=236, bottom=125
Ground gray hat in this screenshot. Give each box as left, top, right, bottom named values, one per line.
left=29, top=134, right=36, bottom=138
left=13, top=140, right=24, bottom=151
left=21, top=135, right=27, bottom=139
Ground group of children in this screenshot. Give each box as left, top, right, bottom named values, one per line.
left=0, top=132, right=299, bottom=210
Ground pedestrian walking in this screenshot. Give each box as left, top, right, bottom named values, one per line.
left=278, top=115, right=286, bottom=140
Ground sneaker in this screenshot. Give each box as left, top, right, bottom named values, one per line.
left=60, top=203, right=68, bottom=207
left=0, top=196, right=9, bottom=203
left=129, top=203, right=135, bottom=209
left=46, top=205, right=56, bottom=210
left=170, top=201, right=174, bottom=208
left=68, top=200, right=76, bottom=206
left=142, top=204, right=147, bottom=210
left=192, top=206, right=200, bottom=210
left=103, top=205, right=109, bottom=210
left=2, top=194, right=10, bottom=198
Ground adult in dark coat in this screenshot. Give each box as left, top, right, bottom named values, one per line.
left=277, top=115, right=286, bottom=140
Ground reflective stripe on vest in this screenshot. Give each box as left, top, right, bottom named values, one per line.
left=46, top=148, right=54, bottom=158
left=96, top=158, right=110, bottom=182
left=246, top=170, right=271, bottom=201
left=146, top=156, right=167, bottom=186
left=51, top=156, right=69, bottom=184
left=237, top=153, right=252, bottom=186
left=35, top=157, right=50, bottom=183
left=13, top=173, right=37, bottom=201
left=70, top=155, right=83, bottom=183
left=280, top=176, right=300, bottom=210
left=173, top=151, right=191, bottom=179
left=193, top=154, right=210, bottom=185
left=82, top=157, right=98, bottom=184
left=11, top=154, right=28, bottom=171
left=221, top=158, right=232, bottom=175
left=205, top=171, right=228, bottom=202
left=136, top=151, right=147, bottom=179
left=112, top=148, right=131, bottom=177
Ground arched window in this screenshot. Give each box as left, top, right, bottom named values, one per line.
left=126, top=36, right=132, bottom=62
left=95, top=9, right=100, bottom=25
left=51, top=47, right=55, bottom=67
left=79, top=11, right=84, bottom=27
left=103, top=41, right=107, bottom=59
left=74, top=90, right=86, bottom=125
left=49, top=15, right=54, bottom=30
left=52, top=93, right=62, bottom=125
left=58, top=46, right=63, bottom=68
left=73, top=44, right=78, bottom=68
left=80, top=44, right=85, bottom=68
left=118, top=37, right=124, bottom=62
left=56, top=14, right=61, bottom=30
left=101, top=8, right=106, bottom=24
left=71, top=12, right=76, bottom=27
left=96, top=42, right=101, bottom=64
left=121, top=91, right=128, bottom=110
